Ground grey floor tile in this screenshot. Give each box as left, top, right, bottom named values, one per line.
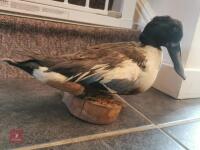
left=0, top=80, right=150, bottom=149
left=163, top=121, right=200, bottom=150
left=121, top=88, right=200, bottom=124
left=46, top=129, right=184, bottom=150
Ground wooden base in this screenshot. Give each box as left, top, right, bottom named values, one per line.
left=62, top=93, right=123, bottom=125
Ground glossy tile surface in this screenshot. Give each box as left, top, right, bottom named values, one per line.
left=122, top=88, right=200, bottom=124
left=47, top=129, right=184, bottom=150
left=164, top=121, right=200, bottom=150
left=0, top=80, right=150, bottom=149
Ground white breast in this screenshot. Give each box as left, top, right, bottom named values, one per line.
left=100, top=46, right=162, bottom=92
left=100, top=60, right=141, bottom=83
left=33, top=66, right=67, bottom=83
left=134, top=46, right=163, bottom=91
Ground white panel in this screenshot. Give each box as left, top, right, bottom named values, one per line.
left=22, top=0, right=108, bottom=15
left=153, top=64, right=183, bottom=99
left=154, top=64, right=200, bottom=99
left=0, top=0, right=134, bottom=28
left=186, top=16, right=200, bottom=69
left=85, top=0, right=89, bottom=7
left=104, top=0, right=109, bottom=10
left=10, top=1, right=40, bottom=12
left=0, top=0, right=9, bottom=7
left=121, top=0, right=136, bottom=19
left=179, top=68, right=200, bottom=99
left=112, top=0, right=122, bottom=12
left=68, top=9, right=132, bottom=28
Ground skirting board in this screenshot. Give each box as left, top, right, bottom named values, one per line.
left=178, top=68, right=200, bottom=99
left=153, top=64, right=200, bottom=99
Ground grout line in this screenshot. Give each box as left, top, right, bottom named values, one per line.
left=118, top=94, right=200, bottom=129
left=12, top=93, right=200, bottom=150
left=114, top=94, right=196, bottom=150
left=157, top=117, right=200, bottom=128
left=159, top=129, right=189, bottom=150
left=101, top=140, right=115, bottom=150
left=12, top=125, right=155, bottom=150
left=157, top=118, right=200, bottom=150
left=115, top=93, right=200, bottom=128
left=103, top=85, right=155, bottom=124
left=113, top=94, right=155, bottom=124
left=157, top=117, right=200, bottom=150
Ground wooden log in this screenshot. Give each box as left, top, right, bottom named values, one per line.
left=62, top=92, right=123, bottom=124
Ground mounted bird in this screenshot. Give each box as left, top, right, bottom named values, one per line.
left=2, top=16, right=185, bottom=98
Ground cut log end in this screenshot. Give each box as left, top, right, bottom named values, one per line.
left=62, top=92, right=123, bottom=124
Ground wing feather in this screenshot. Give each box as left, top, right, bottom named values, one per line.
left=47, top=42, right=147, bottom=86
left=15, top=42, right=146, bottom=89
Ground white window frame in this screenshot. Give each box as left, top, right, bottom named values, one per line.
left=0, top=0, right=136, bottom=28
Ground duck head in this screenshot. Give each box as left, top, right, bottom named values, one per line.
left=139, top=16, right=186, bottom=80
left=2, top=58, right=40, bottom=75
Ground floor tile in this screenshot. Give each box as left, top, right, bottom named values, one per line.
left=47, top=129, right=184, bottom=150
left=121, top=88, right=200, bottom=124
left=163, top=121, right=200, bottom=150
left=0, top=80, right=150, bottom=149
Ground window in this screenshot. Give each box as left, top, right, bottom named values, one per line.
left=0, top=0, right=136, bottom=28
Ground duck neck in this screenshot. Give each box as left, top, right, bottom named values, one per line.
left=139, top=33, right=162, bottom=50
left=141, top=42, right=161, bottom=50
left=144, top=45, right=163, bottom=70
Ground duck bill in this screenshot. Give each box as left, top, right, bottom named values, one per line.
left=167, top=43, right=186, bottom=80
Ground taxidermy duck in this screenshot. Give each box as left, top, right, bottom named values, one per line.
left=2, top=16, right=185, bottom=97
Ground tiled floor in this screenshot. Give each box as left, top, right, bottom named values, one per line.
left=0, top=79, right=200, bottom=150
left=163, top=121, right=200, bottom=150
left=49, top=129, right=184, bottom=150
left=122, top=89, right=200, bottom=124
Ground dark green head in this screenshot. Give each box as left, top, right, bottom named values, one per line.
left=140, top=16, right=185, bottom=80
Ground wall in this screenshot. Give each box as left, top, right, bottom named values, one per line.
left=140, top=0, right=200, bottom=99
left=186, top=16, right=200, bottom=69
left=148, top=0, right=200, bottom=65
